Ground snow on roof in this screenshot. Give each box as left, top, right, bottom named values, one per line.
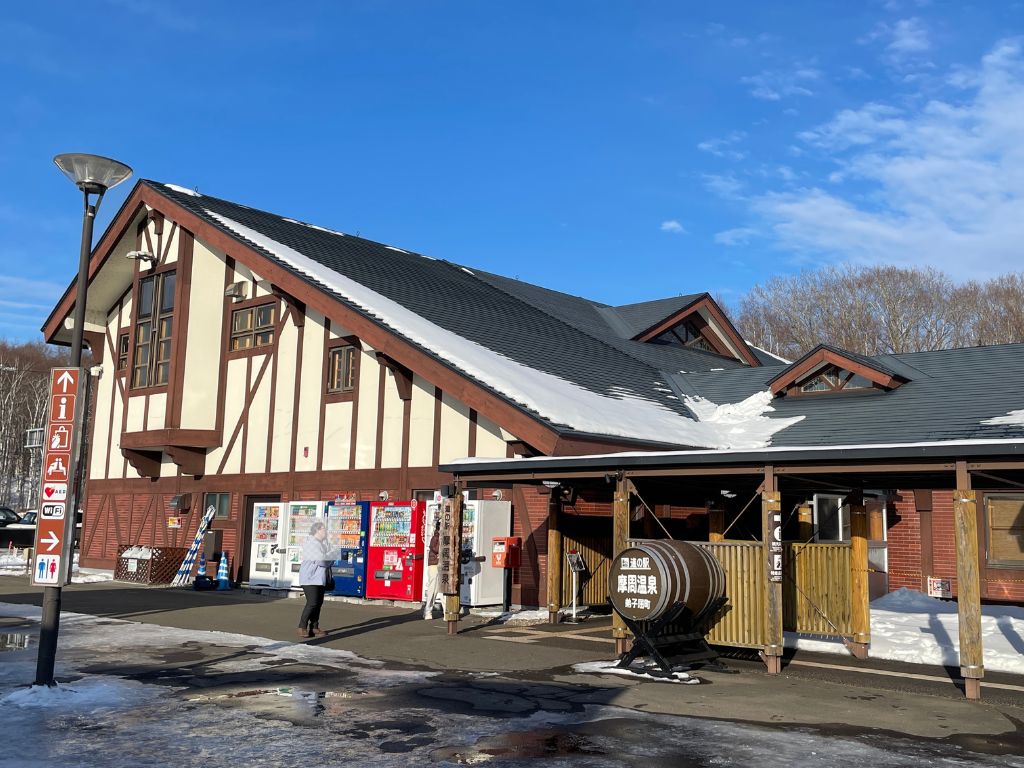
left=981, top=408, right=1024, bottom=426
left=746, top=341, right=790, bottom=364
left=208, top=211, right=803, bottom=449
left=163, top=183, right=200, bottom=197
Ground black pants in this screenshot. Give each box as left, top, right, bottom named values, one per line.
left=299, top=585, right=326, bottom=629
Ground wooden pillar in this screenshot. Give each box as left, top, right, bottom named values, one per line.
left=848, top=491, right=870, bottom=659
left=444, top=490, right=464, bottom=636
left=762, top=466, right=783, bottom=674
left=546, top=489, right=562, bottom=624
left=954, top=461, right=984, bottom=701
left=797, top=504, right=813, bottom=542
left=612, top=474, right=631, bottom=655
left=708, top=504, right=725, bottom=542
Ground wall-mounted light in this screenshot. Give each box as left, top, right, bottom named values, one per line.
left=126, top=250, right=157, bottom=267
left=541, top=480, right=560, bottom=489
left=378, top=490, right=389, bottom=501
left=224, top=281, right=249, bottom=301
left=491, top=489, right=503, bottom=501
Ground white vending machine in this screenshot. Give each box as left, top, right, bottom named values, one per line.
left=282, top=501, right=327, bottom=589
left=249, top=501, right=286, bottom=588
left=460, top=499, right=511, bottom=607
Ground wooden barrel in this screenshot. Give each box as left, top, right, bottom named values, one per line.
left=608, top=539, right=726, bottom=622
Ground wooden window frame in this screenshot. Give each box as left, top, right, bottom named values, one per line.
left=984, top=493, right=1024, bottom=569
left=324, top=338, right=360, bottom=403
left=790, top=365, right=878, bottom=397
left=130, top=266, right=176, bottom=391
left=204, top=491, right=232, bottom=520
left=227, top=299, right=278, bottom=356
left=116, top=330, right=130, bottom=374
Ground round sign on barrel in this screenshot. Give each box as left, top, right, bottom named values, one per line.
left=608, top=539, right=726, bottom=622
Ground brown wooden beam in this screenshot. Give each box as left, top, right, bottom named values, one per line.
left=848, top=490, right=870, bottom=658
left=612, top=473, right=630, bottom=652
left=546, top=492, right=562, bottom=623
left=762, top=465, right=783, bottom=674
left=164, top=446, right=206, bottom=477
left=122, top=449, right=161, bottom=479
left=954, top=462, right=984, bottom=701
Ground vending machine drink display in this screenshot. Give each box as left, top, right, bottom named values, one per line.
left=283, top=501, right=326, bottom=588
left=365, top=500, right=425, bottom=601
left=249, top=502, right=286, bottom=587
left=327, top=500, right=369, bottom=597
left=460, top=500, right=511, bottom=607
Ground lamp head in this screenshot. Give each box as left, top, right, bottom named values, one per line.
left=54, top=153, right=132, bottom=194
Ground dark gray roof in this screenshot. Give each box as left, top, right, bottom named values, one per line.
left=765, top=343, right=903, bottom=390
left=675, top=344, right=1024, bottom=447
left=610, top=294, right=704, bottom=338
left=148, top=181, right=741, bottom=440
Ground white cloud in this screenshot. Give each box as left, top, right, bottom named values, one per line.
left=660, top=220, right=686, bottom=234
left=741, top=66, right=822, bottom=101
left=864, top=17, right=933, bottom=72
left=702, top=173, right=746, bottom=200
left=738, top=39, right=1024, bottom=279
left=714, top=227, right=760, bottom=246
left=697, top=131, right=747, bottom=160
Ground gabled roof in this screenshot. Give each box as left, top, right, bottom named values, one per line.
left=42, top=180, right=785, bottom=451
left=607, top=295, right=705, bottom=339
left=767, top=344, right=909, bottom=395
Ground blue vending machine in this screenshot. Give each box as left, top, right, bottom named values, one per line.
left=326, top=499, right=369, bottom=597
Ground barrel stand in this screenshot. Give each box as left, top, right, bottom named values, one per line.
left=614, top=597, right=728, bottom=678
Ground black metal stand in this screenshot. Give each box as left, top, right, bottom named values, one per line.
left=502, top=568, right=512, bottom=613
left=614, top=597, right=728, bottom=677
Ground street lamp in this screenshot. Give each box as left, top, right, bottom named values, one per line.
left=35, top=154, right=132, bottom=687
left=53, top=153, right=133, bottom=366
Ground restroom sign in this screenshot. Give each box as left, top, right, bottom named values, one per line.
left=32, top=368, right=86, bottom=588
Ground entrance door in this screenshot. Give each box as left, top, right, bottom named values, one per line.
left=241, top=494, right=280, bottom=585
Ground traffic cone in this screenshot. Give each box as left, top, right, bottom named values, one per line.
left=197, top=552, right=207, bottom=578
left=216, top=551, right=232, bottom=590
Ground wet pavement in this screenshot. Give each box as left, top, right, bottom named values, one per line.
left=1, top=578, right=1023, bottom=767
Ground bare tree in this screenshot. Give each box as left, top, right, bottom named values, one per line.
left=735, top=265, right=1024, bottom=360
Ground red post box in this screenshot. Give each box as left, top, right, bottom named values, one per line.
left=491, top=536, right=521, bottom=569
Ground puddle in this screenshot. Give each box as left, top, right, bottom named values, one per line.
left=432, top=728, right=605, bottom=763
left=0, top=633, right=32, bottom=651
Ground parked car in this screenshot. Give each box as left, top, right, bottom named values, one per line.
left=0, top=507, right=20, bottom=527
left=0, top=508, right=82, bottom=549
left=18, top=511, right=37, bottom=526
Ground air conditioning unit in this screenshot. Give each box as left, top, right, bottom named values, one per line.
left=169, top=494, right=192, bottom=512
left=224, top=281, right=248, bottom=301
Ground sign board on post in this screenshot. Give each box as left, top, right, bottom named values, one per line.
left=437, top=497, right=462, bottom=595
left=31, top=368, right=86, bottom=588
left=768, top=511, right=783, bottom=583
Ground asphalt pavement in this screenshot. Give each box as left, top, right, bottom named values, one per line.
left=1, top=576, right=1021, bottom=753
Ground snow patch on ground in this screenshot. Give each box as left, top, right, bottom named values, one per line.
left=473, top=608, right=553, bottom=626
left=981, top=407, right=1024, bottom=426
left=787, top=588, right=1024, bottom=674
left=206, top=211, right=802, bottom=448
left=573, top=660, right=701, bottom=684
left=2, top=676, right=155, bottom=710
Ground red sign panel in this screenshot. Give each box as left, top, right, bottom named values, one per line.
left=32, top=368, right=85, bottom=588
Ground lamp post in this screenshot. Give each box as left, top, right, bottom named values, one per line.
left=36, top=154, right=132, bottom=687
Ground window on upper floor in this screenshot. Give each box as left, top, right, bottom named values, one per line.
left=117, top=331, right=129, bottom=372
left=985, top=494, right=1024, bottom=568
left=651, top=320, right=716, bottom=352
left=230, top=303, right=276, bottom=351
left=327, top=345, right=357, bottom=393
left=797, top=365, right=874, bottom=395
left=132, top=270, right=175, bottom=389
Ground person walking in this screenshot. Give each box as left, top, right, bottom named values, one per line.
left=297, top=521, right=333, bottom=639
left=422, top=516, right=441, bottom=619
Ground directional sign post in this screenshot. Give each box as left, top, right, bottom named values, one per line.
left=32, top=367, right=86, bottom=685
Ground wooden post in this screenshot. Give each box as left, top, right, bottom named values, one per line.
left=546, top=489, right=562, bottom=624
left=762, top=466, right=783, bottom=674
left=954, top=461, right=984, bottom=701
left=612, top=474, right=631, bottom=655
left=444, top=491, right=464, bottom=636
left=848, top=492, right=870, bottom=659
left=797, top=504, right=813, bottom=542
left=708, top=504, right=725, bottom=542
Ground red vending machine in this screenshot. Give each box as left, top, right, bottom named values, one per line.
left=365, top=500, right=425, bottom=601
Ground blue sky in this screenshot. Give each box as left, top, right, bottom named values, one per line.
left=2, top=1, right=1023, bottom=341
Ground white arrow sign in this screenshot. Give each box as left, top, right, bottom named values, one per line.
left=41, top=531, right=61, bottom=552
left=56, top=370, right=75, bottom=393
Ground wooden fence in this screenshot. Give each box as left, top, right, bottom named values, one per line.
left=783, top=542, right=853, bottom=637
left=697, top=541, right=768, bottom=648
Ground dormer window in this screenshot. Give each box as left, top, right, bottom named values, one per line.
left=769, top=345, right=909, bottom=398
left=798, top=366, right=874, bottom=394
left=651, top=321, right=715, bottom=352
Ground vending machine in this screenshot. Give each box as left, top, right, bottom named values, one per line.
left=327, top=499, right=370, bottom=597
left=282, top=501, right=327, bottom=589
left=249, top=502, right=286, bottom=588
left=365, top=500, right=425, bottom=601
left=460, top=500, right=512, bottom=607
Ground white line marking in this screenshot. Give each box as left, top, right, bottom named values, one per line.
left=789, top=659, right=1024, bottom=693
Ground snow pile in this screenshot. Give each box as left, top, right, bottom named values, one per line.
left=474, top=608, right=553, bottom=626
left=573, top=659, right=701, bottom=684
left=119, top=546, right=153, bottom=559
left=683, top=391, right=805, bottom=449
left=789, top=588, right=1024, bottom=674
left=982, top=408, right=1024, bottom=426
left=2, top=677, right=155, bottom=710
left=1, top=552, right=29, bottom=571
left=208, top=212, right=801, bottom=449
left=163, top=183, right=200, bottom=197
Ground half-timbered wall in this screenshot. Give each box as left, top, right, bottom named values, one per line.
left=81, top=208, right=529, bottom=577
